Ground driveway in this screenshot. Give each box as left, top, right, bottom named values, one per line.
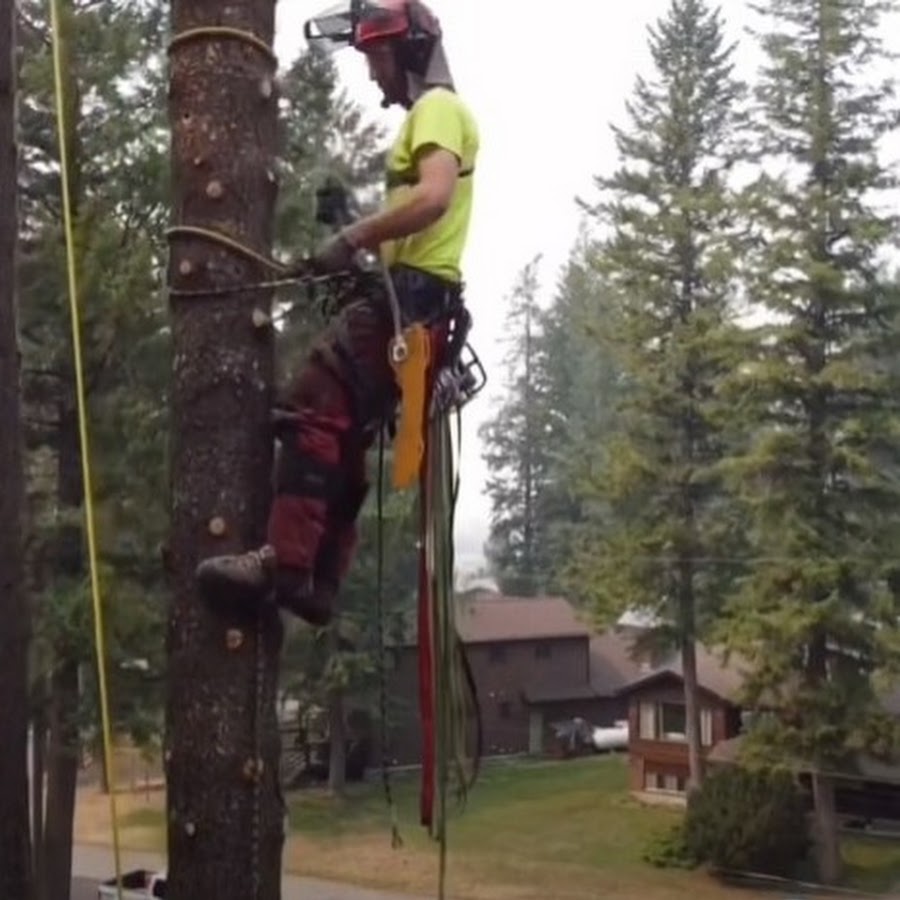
left=73, top=844, right=426, bottom=900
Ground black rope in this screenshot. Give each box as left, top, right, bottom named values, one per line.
left=376, top=426, right=403, bottom=848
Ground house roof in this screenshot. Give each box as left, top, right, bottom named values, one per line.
left=710, top=735, right=900, bottom=784
left=617, top=644, right=748, bottom=704
left=589, top=628, right=651, bottom=697
left=452, top=592, right=592, bottom=644
left=388, top=592, right=593, bottom=648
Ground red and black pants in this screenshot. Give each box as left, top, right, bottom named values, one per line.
left=267, top=266, right=461, bottom=592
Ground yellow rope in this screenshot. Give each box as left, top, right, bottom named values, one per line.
left=48, top=1, right=123, bottom=896
left=167, top=224, right=290, bottom=274
left=168, top=25, right=278, bottom=65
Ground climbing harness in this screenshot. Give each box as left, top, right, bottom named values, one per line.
left=48, top=0, right=124, bottom=896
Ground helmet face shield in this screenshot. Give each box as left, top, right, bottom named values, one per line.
left=303, top=1, right=406, bottom=50
left=303, top=0, right=450, bottom=107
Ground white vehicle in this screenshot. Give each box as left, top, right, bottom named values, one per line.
left=591, top=720, right=629, bottom=752
left=97, top=869, right=166, bottom=899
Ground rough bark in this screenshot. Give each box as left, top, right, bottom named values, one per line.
left=680, top=631, right=703, bottom=792
left=326, top=625, right=346, bottom=794
left=811, top=771, right=841, bottom=883
left=31, top=691, right=47, bottom=900
left=42, top=661, right=80, bottom=900
left=165, top=1, right=283, bottom=897
left=0, top=1, right=33, bottom=895
left=40, top=412, right=87, bottom=900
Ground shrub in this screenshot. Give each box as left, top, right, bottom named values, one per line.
left=684, top=766, right=809, bottom=877
left=642, top=822, right=698, bottom=869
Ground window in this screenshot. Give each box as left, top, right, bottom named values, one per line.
left=660, top=703, right=686, bottom=740
left=644, top=769, right=686, bottom=794
left=489, top=644, right=507, bottom=664
left=639, top=702, right=656, bottom=739
left=535, top=642, right=551, bottom=660
left=638, top=701, right=713, bottom=744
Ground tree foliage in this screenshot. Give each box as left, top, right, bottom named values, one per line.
left=684, top=765, right=809, bottom=876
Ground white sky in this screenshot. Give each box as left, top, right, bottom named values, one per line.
left=274, top=0, right=900, bottom=577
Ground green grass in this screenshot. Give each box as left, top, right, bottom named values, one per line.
left=842, top=835, right=900, bottom=893
left=113, top=755, right=900, bottom=897
left=285, top=755, right=682, bottom=870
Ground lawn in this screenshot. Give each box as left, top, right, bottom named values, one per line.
left=75, top=754, right=900, bottom=899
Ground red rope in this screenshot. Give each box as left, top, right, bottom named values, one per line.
left=416, top=322, right=450, bottom=830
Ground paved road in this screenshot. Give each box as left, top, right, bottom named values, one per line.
left=73, top=844, right=426, bottom=900
left=72, top=877, right=98, bottom=900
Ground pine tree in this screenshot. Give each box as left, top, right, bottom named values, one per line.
left=165, top=0, right=283, bottom=895
left=17, top=2, right=169, bottom=896
left=570, top=0, right=745, bottom=789
left=721, top=0, right=900, bottom=881
left=0, top=2, right=32, bottom=897
left=480, top=256, right=556, bottom=595
left=538, top=231, right=627, bottom=584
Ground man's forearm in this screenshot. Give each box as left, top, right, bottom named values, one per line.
left=345, top=188, right=447, bottom=251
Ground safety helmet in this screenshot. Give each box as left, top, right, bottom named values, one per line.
left=353, top=0, right=410, bottom=49
left=305, top=0, right=441, bottom=78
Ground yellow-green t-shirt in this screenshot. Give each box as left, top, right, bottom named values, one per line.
left=381, top=87, right=479, bottom=283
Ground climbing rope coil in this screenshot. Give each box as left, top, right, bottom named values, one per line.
left=50, top=2, right=486, bottom=897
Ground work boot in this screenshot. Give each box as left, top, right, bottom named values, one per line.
left=195, top=544, right=278, bottom=603
left=274, top=567, right=328, bottom=627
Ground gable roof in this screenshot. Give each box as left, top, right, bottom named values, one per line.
left=617, top=644, right=748, bottom=704
left=589, top=627, right=651, bottom=697
left=454, top=592, right=591, bottom=644
left=389, top=592, right=593, bottom=648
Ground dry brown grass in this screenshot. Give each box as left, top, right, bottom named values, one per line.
left=73, top=757, right=847, bottom=900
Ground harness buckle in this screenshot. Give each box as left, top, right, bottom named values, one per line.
left=389, top=335, right=409, bottom=364
left=432, top=341, right=487, bottom=414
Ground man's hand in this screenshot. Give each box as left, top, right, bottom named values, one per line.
left=310, top=231, right=360, bottom=274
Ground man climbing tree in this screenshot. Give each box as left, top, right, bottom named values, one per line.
left=197, top=0, right=480, bottom=629
left=0, top=2, right=32, bottom=897
left=165, top=0, right=283, bottom=896
left=168, top=0, right=479, bottom=895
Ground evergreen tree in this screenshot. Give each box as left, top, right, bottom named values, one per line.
left=538, top=230, right=627, bottom=584
left=569, top=0, right=745, bottom=789
left=480, top=255, right=556, bottom=595
left=0, top=2, right=32, bottom=896
left=719, top=0, right=900, bottom=881
left=17, top=2, right=169, bottom=896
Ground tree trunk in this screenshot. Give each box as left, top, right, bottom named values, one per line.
left=32, top=695, right=47, bottom=900
left=0, top=2, right=33, bottom=895
left=165, top=1, right=283, bottom=897
left=42, top=661, right=80, bottom=900
left=811, top=771, right=841, bottom=883
left=680, top=631, right=704, bottom=792
left=328, top=688, right=346, bottom=796
left=36, top=408, right=87, bottom=900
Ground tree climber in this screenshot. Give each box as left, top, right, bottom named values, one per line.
left=196, top=0, right=479, bottom=627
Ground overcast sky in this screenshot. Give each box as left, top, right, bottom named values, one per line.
left=274, top=0, right=900, bottom=578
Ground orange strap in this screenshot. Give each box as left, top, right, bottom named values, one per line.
left=390, top=324, right=431, bottom=490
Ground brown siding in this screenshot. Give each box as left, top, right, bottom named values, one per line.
left=625, top=677, right=741, bottom=791
left=386, top=636, right=591, bottom=764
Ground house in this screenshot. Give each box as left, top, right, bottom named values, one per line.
left=709, top=734, right=900, bottom=824
left=385, top=592, right=643, bottom=764
left=618, top=645, right=747, bottom=797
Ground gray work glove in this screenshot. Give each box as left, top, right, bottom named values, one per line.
left=310, top=231, right=360, bottom=274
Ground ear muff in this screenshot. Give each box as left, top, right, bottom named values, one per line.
left=394, top=2, right=437, bottom=76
